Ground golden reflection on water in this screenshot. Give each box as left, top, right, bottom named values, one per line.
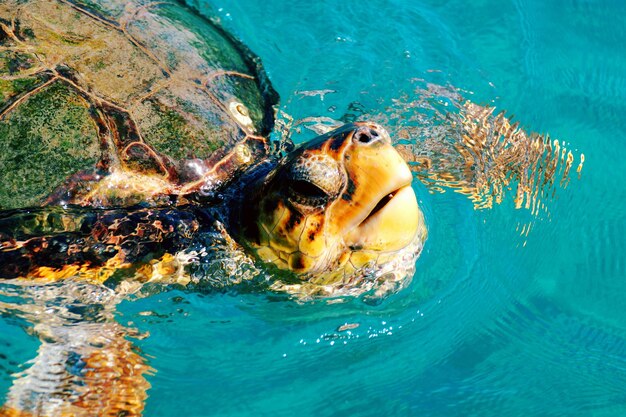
left=387, top=88, right=584, bottom=216
left=0, top=283, right=151, bottom=417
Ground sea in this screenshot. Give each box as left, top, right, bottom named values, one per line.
left=1, top=0, right=625, bottom=416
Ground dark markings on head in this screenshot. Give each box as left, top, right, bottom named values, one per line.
left=329, top=133, right=347, bottom=151
left=307, top=221, right=321, bottom=242
left=342, top=175, right=357, bottom=201
left=291, top=254, right=306, bottom=270
left=284, top=210, right=302, bottom=233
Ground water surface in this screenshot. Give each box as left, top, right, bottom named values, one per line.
left=2, top=0, right=626, bottom=416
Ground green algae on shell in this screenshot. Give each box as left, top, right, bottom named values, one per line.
left=0, top=0, right=278, bottom=209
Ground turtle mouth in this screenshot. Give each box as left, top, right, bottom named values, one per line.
left=361, top=188, right=402, bottom=225
left=346, top=184, right=422, bottom=252
left=358, top=185, right=414, bottom=229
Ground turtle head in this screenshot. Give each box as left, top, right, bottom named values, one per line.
left=241, top=122, right=427, bottom=297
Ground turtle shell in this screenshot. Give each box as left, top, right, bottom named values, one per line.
left=0, top=0, right=278, bottom=209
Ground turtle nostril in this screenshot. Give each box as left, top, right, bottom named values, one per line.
left=354, top=131, right=369, bottom=144
left=354, top=127, right=381, bottom=144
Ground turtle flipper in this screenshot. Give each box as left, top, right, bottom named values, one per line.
left=398, top=102, right=585, bottom=212
left=0, top=206, right=203, bottom=283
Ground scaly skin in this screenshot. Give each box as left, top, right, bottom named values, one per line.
left=237, top=123, right=426, bottom=296
left=0, top=205, right=207, bottom=283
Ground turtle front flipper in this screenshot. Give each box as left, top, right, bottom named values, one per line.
left=398, top=101, right=585, bottom=212
left=0, top=206, right=205, bottom=283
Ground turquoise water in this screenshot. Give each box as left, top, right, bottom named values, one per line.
left=2, top=0, right=626, bottom=416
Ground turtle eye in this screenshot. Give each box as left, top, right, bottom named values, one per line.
left=288, top=179, right=329, bottom=207
left=283, top=154, right=344, bottom=209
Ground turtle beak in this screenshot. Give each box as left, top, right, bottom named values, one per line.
left=345, top=184, right=422, bottom=251
left=339, top=124, right=423, bottom=251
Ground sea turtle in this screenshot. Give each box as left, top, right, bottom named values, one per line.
left=0, top=1, right=427, bottom=414
left=0, top=1, right=584, bottom=416
left=0, top=0, right=425, bottom=297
